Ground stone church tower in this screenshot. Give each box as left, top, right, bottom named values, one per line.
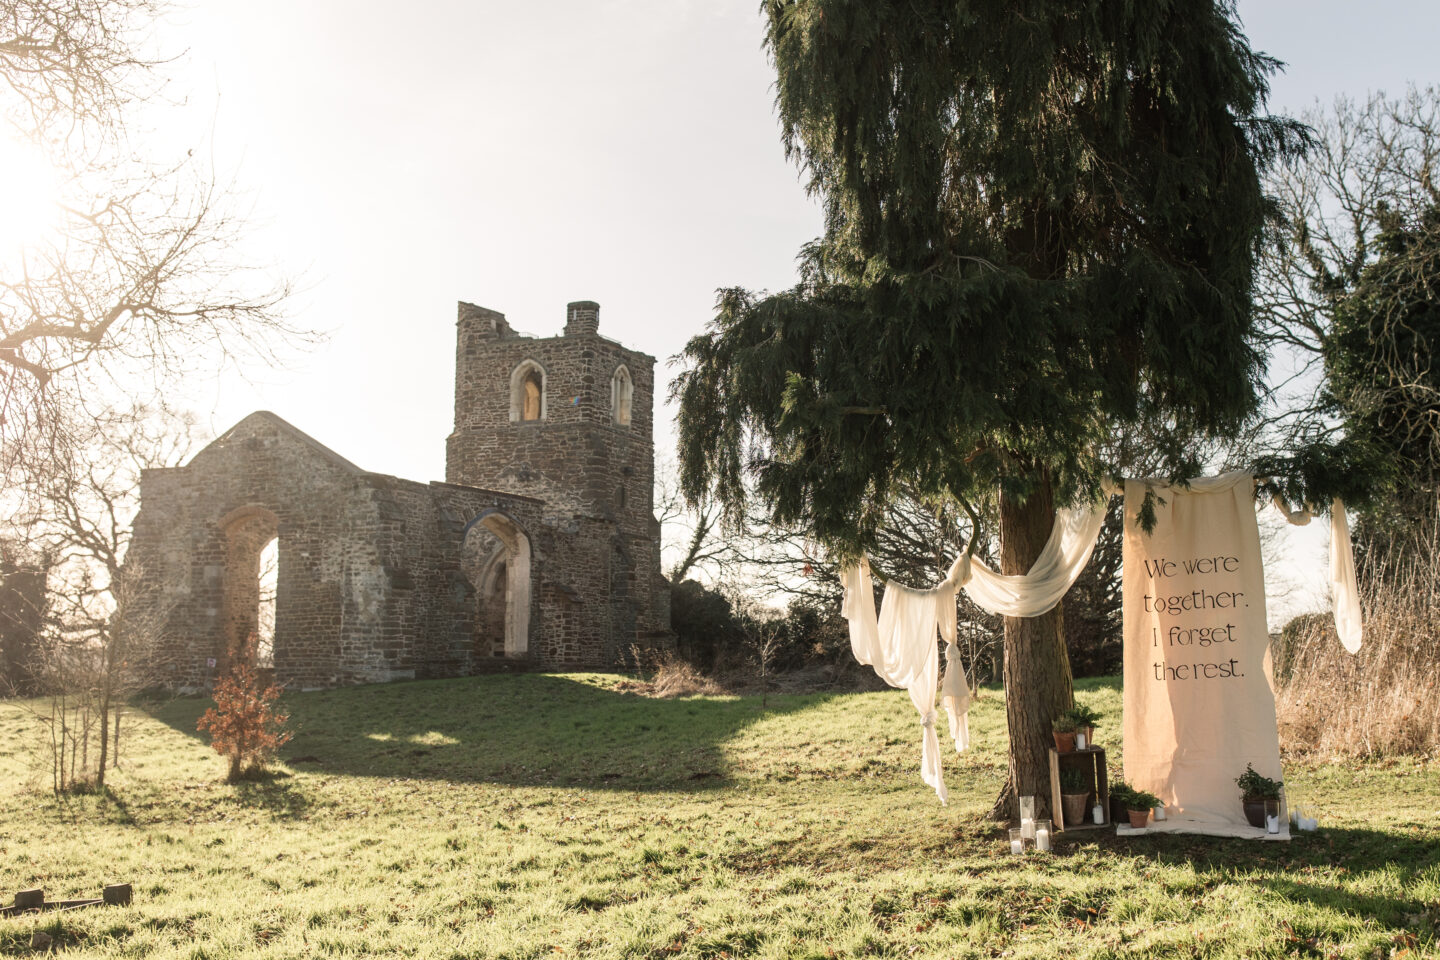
left=446, top=299, right=669, bottom=664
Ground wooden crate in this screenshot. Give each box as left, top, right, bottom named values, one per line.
left=1048, top=746, right=1110, bottom=831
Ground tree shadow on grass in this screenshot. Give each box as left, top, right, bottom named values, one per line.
left=230, top=770, right=311, bottom=820
left=1089, top=824, right=1440, bottom=936
left=146, top=673, right=837, bottom=792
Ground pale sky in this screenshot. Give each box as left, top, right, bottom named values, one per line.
left=136, top=2, right=1440, bottom=621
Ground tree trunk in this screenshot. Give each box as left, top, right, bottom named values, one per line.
left=990, top=477, right=1074, bottom=820
left=96, top=695, right=109, bottom=789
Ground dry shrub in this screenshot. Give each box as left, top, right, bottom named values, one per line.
left=1276, top=541, right=1440, bottom=759
left=650, top=656, right=728, bottom=698
left=197, top=633, right=292, bottom=781
left=616, top=646, right=728, bottom=699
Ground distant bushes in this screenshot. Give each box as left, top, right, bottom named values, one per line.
left=668, top=579, right=849, bottom=676
left=1275, top=541, right=1440, bottom=758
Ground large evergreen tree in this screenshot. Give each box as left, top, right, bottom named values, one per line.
left=676, top=1, right=1304, bottom=816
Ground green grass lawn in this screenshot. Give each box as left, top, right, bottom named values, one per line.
left=1, top=675, right=1437, bottom=959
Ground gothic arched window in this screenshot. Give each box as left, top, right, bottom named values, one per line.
left=611, top=365, right=633, bottom=426
left=509, top=359, right=547, bottom=422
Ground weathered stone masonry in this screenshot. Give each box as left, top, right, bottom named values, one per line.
left=126, top=301, right=670, bottom=689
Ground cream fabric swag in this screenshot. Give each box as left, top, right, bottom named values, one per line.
left=841, top=559, right=971, bottom=804
left=841, top=478, right=1363, bottom=800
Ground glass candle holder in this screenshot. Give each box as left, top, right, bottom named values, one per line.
left=1075, top=732, right=1087, bottom=750
left=1153, top=805, right=1167, bottom=821
left=1020, top=795, right=1036, bottom=839
left=1092, top=801, right=1105, bottom=824
left=1008, top=828, right=1024, bottom=854
left=1265, top=799, right=1281, bottom=834
left=1035, top=819, right=1053, bottom=852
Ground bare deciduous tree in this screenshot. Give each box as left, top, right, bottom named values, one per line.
left=0, top=0, right=305, bottom=468
left=7, top=404, right=199, bottom=790
left=1257, top=87, right=1440, bottom=457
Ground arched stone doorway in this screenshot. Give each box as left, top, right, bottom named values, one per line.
left=461, top=511, right=532, bottom=658
left=220, top=506, right=280, bottom=666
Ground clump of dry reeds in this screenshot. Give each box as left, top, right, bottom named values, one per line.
left=1275, top=534, right=1440, bottom=759
left=616, top=646, right=729, bottom=699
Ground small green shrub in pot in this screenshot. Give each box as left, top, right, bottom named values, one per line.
left=1123, top=787, right=1160, bottom=828
left=1235, top=763, right=1283, bottom=828
left=1064, top=703, right=1103, bottom=746
left=1058, top=767, right=1092, bottom=827
left=1051, top=713, right=1078, bottom=753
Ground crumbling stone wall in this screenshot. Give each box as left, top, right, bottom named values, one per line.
left=124, top=298, right=671, bottom=689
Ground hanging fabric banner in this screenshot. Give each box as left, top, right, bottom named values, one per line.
left=1122, top=472, right=1288, bottom=838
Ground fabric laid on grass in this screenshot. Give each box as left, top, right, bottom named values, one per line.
left=840, top=558, right=970, bottom=804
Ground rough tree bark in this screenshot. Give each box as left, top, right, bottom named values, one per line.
left=990, top=477, right=1074, bottom=820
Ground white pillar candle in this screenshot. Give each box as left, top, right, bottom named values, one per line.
left=1092, top=802, right=1105, bottom=824
left=1010, top=838, right=1023, bottom=854
left=1266, top=814, right=1280, bottom=834
left=1035, top=822, right=1052, bottom=852
left=1153, top=805, right=1167, bottom=821
left=1075, top=732, right=1087, bottom=750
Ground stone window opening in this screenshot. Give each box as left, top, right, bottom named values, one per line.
left=220, top=506, right=280, bottom=670
left=461, top=511, right=532, bottom=657
left=509, top=359, right=547, bottom=422
left=256, top=536, right=277, bottom=668
left=611, top=364, right=633, bottom=426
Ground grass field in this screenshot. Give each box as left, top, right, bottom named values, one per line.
left=1, top=675, right=1437, bottom=959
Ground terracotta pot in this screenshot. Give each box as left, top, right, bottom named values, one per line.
left=1061, top=792, right=1091, bottom=828
left=1242, top=797, right=1269, bottom=829
left=1127, top=808, right=1150, bottom=829
left=1052, top=730, right=1077, bottom=753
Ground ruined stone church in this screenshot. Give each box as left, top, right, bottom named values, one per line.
left=126, top=300, right=670, bottom=689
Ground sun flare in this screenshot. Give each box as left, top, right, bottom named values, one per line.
left=0, top=134, right=62, bottom=257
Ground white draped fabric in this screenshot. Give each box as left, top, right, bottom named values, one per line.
left=938, top=496, right=1110, bottom=617
left=840, top=473, right=1364, bottom=801
left=1329, top=499, right=1363, bottom=653
left=1270, top=494, right=1364, bottom=654
left=840, top=558, right=971, bottom=804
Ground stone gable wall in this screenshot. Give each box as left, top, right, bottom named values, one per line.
left=124, top=299, right=671, bottom=690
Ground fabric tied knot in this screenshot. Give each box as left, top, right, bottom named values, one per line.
left=920, top=711, right=937, bottom=729
left=1271, top=494, right=1313, bottom=526
left=945, top=552, right=972, bottom=589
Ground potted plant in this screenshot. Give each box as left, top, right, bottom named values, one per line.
left=1051, top=713, right=1078, bottom=753
left=1118, top=785, right=1159, bottom=828
left=1109, top=781, right=1130, bottom=824
left=1058, top=767, right=1092, bottom=828
left=1234, top=763, right=1283, bottom=829
left=1066, top=703, right=1103, bottom=747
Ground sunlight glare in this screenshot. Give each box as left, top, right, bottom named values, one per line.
left=0, top=134, right=62, bottom=258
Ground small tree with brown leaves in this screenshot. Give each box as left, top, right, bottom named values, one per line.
left=197, top=633, right=291, bottom=782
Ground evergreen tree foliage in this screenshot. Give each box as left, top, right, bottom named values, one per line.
left=677, top=0, right=1302, bottom=550
left=674, top=0, right=1302, bottom=813
left=1249, top=89, right=1440, bottom=535
left=1320, top=206, right=1440, bottom=538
